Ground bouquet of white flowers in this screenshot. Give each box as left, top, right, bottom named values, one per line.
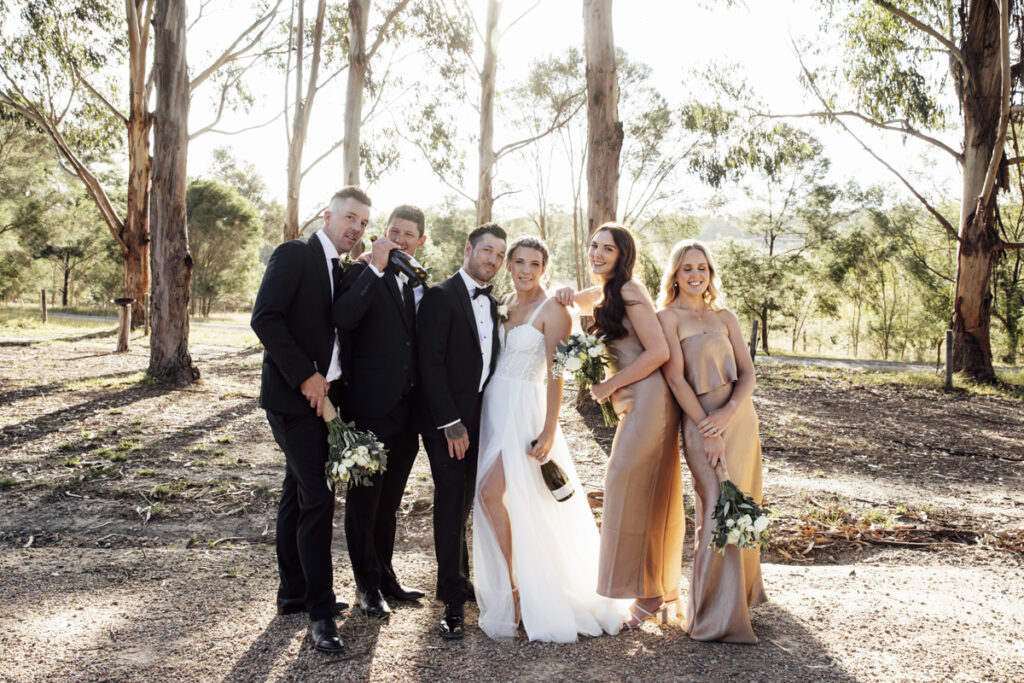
left=709, top=463, right=771, bottom=553
left=552, top=332, right=619, bottom=427
left=321, top=397, right=388, bottom=490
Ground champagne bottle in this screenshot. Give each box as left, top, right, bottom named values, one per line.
left=532, top=440, right=574, bottom=502
left=389, top=249, right=429, bottom=286
left=369, top=235, right=429, bottom=286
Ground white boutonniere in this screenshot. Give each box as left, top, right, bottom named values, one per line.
left=496, top=302, right=509, bottom=323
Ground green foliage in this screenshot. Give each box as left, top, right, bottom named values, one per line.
left=186, top=179, right=262, bottom=317
left=825, top=0, right=950, bottom=129
left=207, top=147, right=286, bottom=248
left=416, top=202, right=476, bottom=283
left=0, top=0, right=126, bottom=156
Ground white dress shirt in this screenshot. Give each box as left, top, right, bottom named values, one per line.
left=457, top=267, right=494, bottom=392
left=314, top=229, right=343, bottom=383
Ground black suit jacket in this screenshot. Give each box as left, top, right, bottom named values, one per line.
left=416, top=272, right=499, bottom=435
left=251, top=237, right=337, bottom=415
left=333, top=262, right=416, bottom=437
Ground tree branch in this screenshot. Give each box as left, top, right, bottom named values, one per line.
left=301, top=137, right=345, bottom=177
left=494, top=97, right=585, bottom=159
left=795, top=43, right=959, bottom=241
left=764, top=110, right=962, bottom=160
left=870, top=0, right=966, bottom=71
left=366, top=0, right=414, bottom=63
left=189, top=0, right=283, bottom=91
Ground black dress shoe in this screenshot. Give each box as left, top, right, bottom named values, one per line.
left=439, top=601, right=464, bottom=640
left=308, top=618, right=344, bottom=654
left=381, top=580, right=425, bottom=602
left=277, top=599, right=349, bottom=616
left=356, top=588, right=392, bottom=620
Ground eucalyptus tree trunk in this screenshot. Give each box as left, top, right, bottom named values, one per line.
left=283, top=0, right=327, bottom=241
left=149, top=0, right=199, bottom=385
left=476, top=0, right=500, bottom=225
left=124, top=0, right=155, bottom=328
left=583, top=0, right=621, bottom=236
left=952, top=0, right=1006, bottom=382
left=579, top=0, right=619, bottom=409
left=344, top=0, right=370, bottom=186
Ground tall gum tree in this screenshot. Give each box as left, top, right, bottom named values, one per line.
left=797, top=0, right=1023, bottom=381
left=583, top=0, right=621, bottom=236
left=282, top=0, right=450, bottom=240
left=149, top=0, right=198, bottom=385
left=0, top=0, right=283, bottom=327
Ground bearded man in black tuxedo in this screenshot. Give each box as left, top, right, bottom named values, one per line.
left=417, top=222, right=507, bottom=639
left=250, top=186, right=371, bottom=654
left=333, top=205, right=428, bottom=620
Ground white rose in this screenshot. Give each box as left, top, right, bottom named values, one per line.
left=726, top=529, right=741, bottom=545
left=753, top=516, right=770, bottom=534
left=588, top=346, right=602, bottom=357
left=565, top=356, right=582, bottom=372
left=738, top=514, right=753, bottom=529
left=725, top=518, right=735, bottom=527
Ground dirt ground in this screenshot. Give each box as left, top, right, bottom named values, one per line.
left=0, top=325, right=1022, bottom=682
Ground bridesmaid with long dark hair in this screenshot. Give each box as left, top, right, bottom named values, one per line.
left=555, top=223, right=683, bottom=629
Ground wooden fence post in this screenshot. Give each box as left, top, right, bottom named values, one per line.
left=112, top=298, right=136, bottom=352
left=945, top=329, right=953, bottom=391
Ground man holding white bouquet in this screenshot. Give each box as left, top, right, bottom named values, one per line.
left=251, top=186, right=372, bottom=654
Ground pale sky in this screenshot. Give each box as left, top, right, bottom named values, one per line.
left=186, top=0, right=961, bottom=227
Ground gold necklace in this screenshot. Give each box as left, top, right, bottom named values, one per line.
left=679, top=305, right=705, bottom=321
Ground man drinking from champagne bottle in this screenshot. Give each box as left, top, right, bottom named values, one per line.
left=333, top=205, right=429, bottom=620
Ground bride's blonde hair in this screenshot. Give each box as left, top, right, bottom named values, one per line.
left=660, top=239, right=725, bottom=310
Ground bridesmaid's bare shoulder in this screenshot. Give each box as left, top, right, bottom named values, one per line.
left=621, top=279, right=654, bottom=306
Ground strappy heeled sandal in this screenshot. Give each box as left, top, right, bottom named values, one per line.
left=623, top=600, right=667, bottom=630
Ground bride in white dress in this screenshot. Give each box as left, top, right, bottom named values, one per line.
left=473, top=236, right=628, bottom=642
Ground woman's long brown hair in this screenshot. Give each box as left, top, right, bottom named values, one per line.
left=588, top=223, right=637, bottom=342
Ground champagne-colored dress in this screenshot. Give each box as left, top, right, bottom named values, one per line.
left=680, top=330, right=767, bottom=643
left=597, top=320, right=684, bottom=600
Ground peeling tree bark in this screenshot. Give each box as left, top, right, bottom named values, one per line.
left=952, top=0, right=1006, bottom=381
left=583, top=0, right=621, bottom=236
left=149, top=0, right=199, bottom=385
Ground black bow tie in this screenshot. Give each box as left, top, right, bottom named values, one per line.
left=471, top=285, right=492, bottom=300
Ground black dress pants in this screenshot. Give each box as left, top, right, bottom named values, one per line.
left=267, top=409, right=337, bottom=620
left=423, top=418, right=479, bottom=604
left=344, top=428, right=419, bottom=592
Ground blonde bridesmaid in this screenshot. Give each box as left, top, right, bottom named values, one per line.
left=657, top=239, right=767, bottom=643
left=555, top=223, right=683, bottom=629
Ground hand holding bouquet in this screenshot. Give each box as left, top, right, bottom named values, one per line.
left=321, top=397, right=388, bottom=490
left=709, top=463, right=771, bottom=552
left=552, top=332, right=619, bottom=427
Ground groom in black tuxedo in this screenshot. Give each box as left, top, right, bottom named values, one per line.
left=251, top=186, right=372, bottom=654
left=417, top=222, right=507, bottom=639
left=334, top=205, right=428, bottom=619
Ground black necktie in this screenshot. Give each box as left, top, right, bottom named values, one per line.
left=331, top=258, right=343, bottom=300
left=472, top=285, right=492, bottom=300
left=402, top=279, right=416, bottom=328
